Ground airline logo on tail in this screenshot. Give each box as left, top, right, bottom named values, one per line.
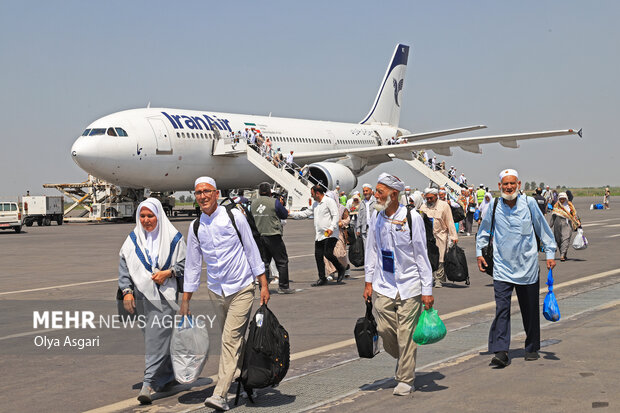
left=393, top=78, right=404, bottom=107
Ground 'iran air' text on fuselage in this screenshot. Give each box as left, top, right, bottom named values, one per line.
left=162, top=111, right=232, bottom=132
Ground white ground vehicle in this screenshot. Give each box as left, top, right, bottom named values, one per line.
left=20, top=196, right=64, bottom=226
left=0, top=201, right=23, bottom=233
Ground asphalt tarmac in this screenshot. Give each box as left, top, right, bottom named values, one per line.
left=0, top=197, right=618, bottom=413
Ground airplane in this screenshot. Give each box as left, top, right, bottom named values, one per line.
left=70, top=43, right=580, bottom=199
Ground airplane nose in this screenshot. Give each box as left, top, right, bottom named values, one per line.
left=71, top=136, right=98, bottom=170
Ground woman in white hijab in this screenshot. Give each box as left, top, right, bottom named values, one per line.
left=478, top=192, right=494, bottom=222
left=118, top=198, right=186, bottom=404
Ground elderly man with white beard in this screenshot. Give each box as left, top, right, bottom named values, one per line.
left=476, top=169, right=557, bottom=368
left=420, top=187, right=458, bottom=288
left=363, top=173, right=434, bottom=396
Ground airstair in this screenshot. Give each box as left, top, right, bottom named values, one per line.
left=399, top=157, right=462, bottom=194
left=246, top=148, right=314, bottom=210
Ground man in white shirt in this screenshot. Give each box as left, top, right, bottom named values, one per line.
left=363, top=173, right=434, bottom=396
left=181, top=176, right=269, bottom=411
left=289, top=184, right=345, bottom=286
left=356, top=183, right=376, bottom=241
left=286, top=150, right=294, bottom=165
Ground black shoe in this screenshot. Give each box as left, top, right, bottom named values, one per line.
left=311, top=278, right=328, bottom=287
left=525, top=351, right=539, bottom=361
left=490, top=351, right=510, bottom=368
left=336, top=269, right=345, bottom=283
left=277, top=287, right=296, bottom=294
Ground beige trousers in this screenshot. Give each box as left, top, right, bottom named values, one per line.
left=208, top=283, right=255, bottom=398
left=374, top=292, right=422, bottom=385
left=433, top=262, right=446, bottom=285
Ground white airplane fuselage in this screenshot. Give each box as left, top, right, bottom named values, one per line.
left=71, top=108, right=407, bottom=192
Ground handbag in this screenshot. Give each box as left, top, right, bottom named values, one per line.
left=480, top=198, right=499, bottom=276
left=354, top=299, right=379, bottom=358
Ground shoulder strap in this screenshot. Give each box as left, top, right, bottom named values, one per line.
left=489, top=198, right=499, bottom=241
left=161, top=231, right=183, bottom=271
left=406, top=205, right=413, bottom=240
left=524, top=196, right=540, bottom=238
left=225, top=205, right=244, bottom=247
left=192, top=218, right=200, bottom=240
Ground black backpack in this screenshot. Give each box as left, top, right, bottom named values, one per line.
left=193, top=200, right=261, bottom=248
left=235, top=304, right=290, bottom=404
left=451, top=204, right=466, bottom=222
left=444, top=244, right=470, bottom=285
left=406, top=206, right=440, bottom=272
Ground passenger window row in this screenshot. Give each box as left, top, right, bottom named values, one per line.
left=177, top=132, right=214, bottom=139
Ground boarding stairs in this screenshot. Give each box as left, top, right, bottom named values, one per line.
left=402, top=157, right=462, bottom=194
left=246, top=148, right=314, bottom=210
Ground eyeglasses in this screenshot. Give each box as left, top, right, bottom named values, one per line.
left=195, top=189, right=217, bottom=197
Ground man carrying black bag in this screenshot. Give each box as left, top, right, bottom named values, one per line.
left=363, top=173, right=434, bottom=396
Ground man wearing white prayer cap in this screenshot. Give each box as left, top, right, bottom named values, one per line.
left=399, top=185, right=412, bottom=205
left=475, top=168, right=557, bottom=368
left=356, top=183, right=376, bottom=241
left=420, top=187, right=458, bottom=288
left=182, top=176, right=269, bottom=411
left=363, top=172, right=434, bottom=396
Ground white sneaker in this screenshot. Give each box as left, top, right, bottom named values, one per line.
left=137, top=385, right=154, bottom=404
left=270, top=277, right=279, bottom=285
left=326, top=275, right=334, bottom=281
left=393, top=382, right=413, bottom=396
left=204, top=395, right=230, bottom=411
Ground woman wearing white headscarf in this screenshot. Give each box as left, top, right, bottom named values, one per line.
left=118, top=198, right=186, bottom=404
left=478, top=192, right=494, bottom=222
left=550, top=192, right=581, bottom=261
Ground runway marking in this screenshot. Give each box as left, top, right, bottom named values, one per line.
left=13, top=268, right=620, bottom=413
left=0, top=255, right=315, bottom=296
left=606, top=223, right=620, bottom=228
left=607, top=234, right=620, bottom=238
left=0, top=278, right=118, bottom=296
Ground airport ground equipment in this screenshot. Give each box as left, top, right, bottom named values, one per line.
left=20, top=196, right=64, bottom=226
left=0, top=201, right=22, bottom=233
left=43, top=175, right=139, bottom=222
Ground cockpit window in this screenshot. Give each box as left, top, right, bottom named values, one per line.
left=82, top=129, right=91, bottom=136
left=89, top=128, right=106, bottom=136
left=107, top=127, right=117, bottom=136
left=115, top=128, right=128, bottom=137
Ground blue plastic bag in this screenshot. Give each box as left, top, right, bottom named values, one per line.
left=473, top=209, right=480, bottom=221
left=543, top=269, right=561, bottom=322
left=413, top=308, right=447, bottom=345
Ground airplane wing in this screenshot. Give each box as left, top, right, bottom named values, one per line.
left=399, top=125, right=487, bottom=142
left=295, top=128, right=582, bottom=165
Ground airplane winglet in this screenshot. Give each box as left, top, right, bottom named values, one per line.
left=577, top=128, right=583, bottom=138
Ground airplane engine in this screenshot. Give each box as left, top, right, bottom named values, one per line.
left=308, top=162, right=357, bottom=194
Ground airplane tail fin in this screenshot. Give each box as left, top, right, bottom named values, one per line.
left=360, top=44, right=409, bottom=127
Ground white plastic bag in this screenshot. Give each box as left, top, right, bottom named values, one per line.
left=572, top=228, right=588, bottom=250
left=170, top=316, right=209, bottom=384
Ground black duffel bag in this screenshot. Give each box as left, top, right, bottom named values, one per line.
left=354, top=299, right=379, bottom=358
left=348, top=236, right=364, bottom=267
left=445, top=244, right=470, bottom=285
left=451, top=204, right=465, bottom=222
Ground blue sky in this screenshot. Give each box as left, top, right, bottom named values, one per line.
left=1, top=1, right=618, bottom=197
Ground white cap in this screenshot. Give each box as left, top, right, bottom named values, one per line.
left=558, top=192, right=568, bottom=199
left=194, top=176, right=217, bottom=189
left=499, top=169, right=519, bottom=180
left=377, top=173, right=405, bottom=192
left=424, top=187, right=438, bottom=195
left=362, top=183, right=372, bottom=189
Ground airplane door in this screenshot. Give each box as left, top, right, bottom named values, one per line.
left=372, top=130, right=383, bottom=146
left=148, top=118, right=172, bottom=154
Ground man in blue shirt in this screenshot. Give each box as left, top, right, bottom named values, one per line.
left=476, top=169, right=557, bottom=367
